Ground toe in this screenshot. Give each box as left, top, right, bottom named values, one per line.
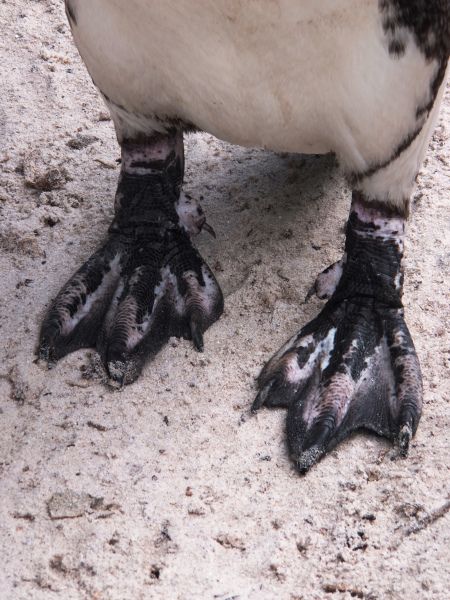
left=386, top=313, right=423, bottom=452
left=189, top=314, right=204, bottom=352
left=100, top=266, right=170, bottom=384
left=98, top=247, right=223, bottom=385
left=287, top=370, right=355, bottom=470
left=39, top=240, right=123, bottom=362
left=398, top=424, right=412, bottom=457
left=255, top=323, right=337, bottom=411
left=306, top=258, right=345, bottom=301
left=295, top=446, right=326, bottom=474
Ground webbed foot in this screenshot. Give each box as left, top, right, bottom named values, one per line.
left=39, top=200, right=222, bottom=385
left=253, top=193, right=423, bottom=472
left=39, top=132, right=223, bottom=385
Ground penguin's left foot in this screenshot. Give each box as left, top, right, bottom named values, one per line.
left=253, top=193, right=423, bottom=473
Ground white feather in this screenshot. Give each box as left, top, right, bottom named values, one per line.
left=69, top=0, right=444, bottom=204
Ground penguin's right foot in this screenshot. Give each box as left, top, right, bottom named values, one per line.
left=38, top=132, right=223, bottom=385
left=38, top=195, right=223, bottom=386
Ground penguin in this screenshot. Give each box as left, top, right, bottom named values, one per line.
left=39, top=0, right=449, bottom=472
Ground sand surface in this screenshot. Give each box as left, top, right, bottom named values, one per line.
left=0, top=1, right=449, bottom=599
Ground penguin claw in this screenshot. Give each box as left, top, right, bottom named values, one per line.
left=251, top=383, right=272, bottom=413
left=398, top=424, right=412, bottom=457
left=294, top=445, right=325, bottom=475
left=190, top=317, right=205, bottom=352
left=304, top=284, right=316, bottom=303
left=106, top=362, right=126, bottom=390
left=202, top=221, right=216, bottom=239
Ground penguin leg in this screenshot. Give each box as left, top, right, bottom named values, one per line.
left=254, top=193, right=422, bottom=472
left=39, top=131, right=223, bottom=384
left=254, top=65, right=448, bottom=472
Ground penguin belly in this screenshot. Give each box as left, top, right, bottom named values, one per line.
left=67, top=0, right=436, bottom=172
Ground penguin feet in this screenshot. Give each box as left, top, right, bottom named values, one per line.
left=253, top=193, right=423, bottom=472
left=38, top=196, right=223, bottom=386
left=253, top=298, right=422, bottom=473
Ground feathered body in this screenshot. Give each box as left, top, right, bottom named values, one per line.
left=67, top=0, right=447, bottom=205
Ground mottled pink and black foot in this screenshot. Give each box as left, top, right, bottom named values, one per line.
left=39, top=132, right=223, bottom=385
left=253, top=193, right=422, bottom=473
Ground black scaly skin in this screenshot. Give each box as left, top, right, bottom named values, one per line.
left=39, top=131, right=223, bottom=385
left=253, top=192, right=422, bottom=473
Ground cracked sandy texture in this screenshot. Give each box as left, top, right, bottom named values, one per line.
left=0, top=1, right=449, bottom=599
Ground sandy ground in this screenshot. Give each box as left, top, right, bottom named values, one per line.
left=0, top=1, right=449, bottom=599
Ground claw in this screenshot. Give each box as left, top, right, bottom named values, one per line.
left=398, top=424, right=412, bottom=457
left=190, top=316, right=204, bottom=352
left=202, top=221, right=216, bottom=239
left=176, top=192, right=216, bottom=238
left=107, top=360, right=126, bottom=389
left=295, top=446, right=325, bottom=474
left=37, top=341, right=51, bottom=364
left=252, top=381, right=274, bottom=412
left=304, top=284, right=316, bottom=303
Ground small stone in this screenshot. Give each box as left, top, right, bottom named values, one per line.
left=67, top=134, right=98, bottom=150
left=46, top=490, right=112, bottom=520
left=23, top=149, right=70, bottom=191
left=47, top=490, right=92, bottom=519
left=98, top=111, right=111, bottom=121
left=214, top=533, right=246, bottom=552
